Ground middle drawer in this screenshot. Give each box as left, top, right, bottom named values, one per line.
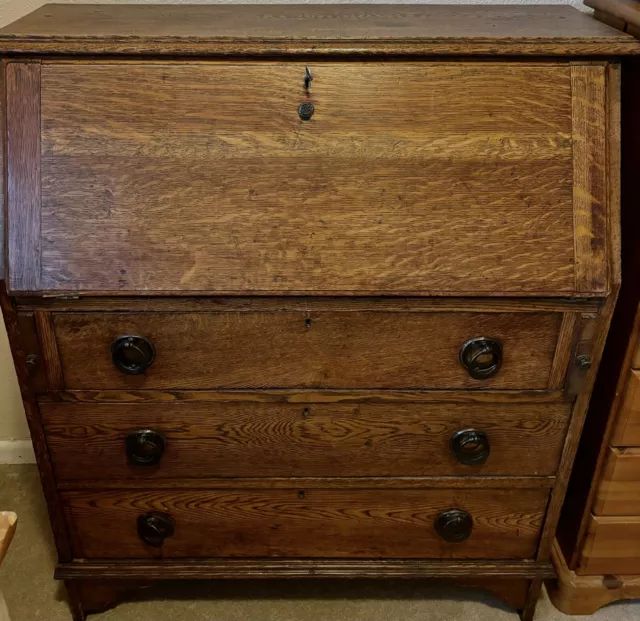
left=41, top=400, right=571, bottom=480
left=52, top=311, right=563, bottom=390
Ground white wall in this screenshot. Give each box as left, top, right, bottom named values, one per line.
left=0, top=0, right=586, bottom=462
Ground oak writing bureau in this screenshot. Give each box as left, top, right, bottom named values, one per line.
left=0, top=5, right=638, bottom=620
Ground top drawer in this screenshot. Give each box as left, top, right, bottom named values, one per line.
left=5, top=61, right=610, bottom=296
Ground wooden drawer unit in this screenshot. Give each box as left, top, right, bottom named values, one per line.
left=52, top=311, right=563, bottom=390
left=1, top=5, right=633, bottom=621
left=594, top=447, right=640, bottom=515
left=41, top=400, right=572, bottom=480
left=549, top=13, right=640, bottom=614
left=578, top=516, right=640, bottom=575
left=611, top=370, right=640, bottom=445
left=62, top=487, right=549, bottom=560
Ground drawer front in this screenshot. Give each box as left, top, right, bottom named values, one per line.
left=594, top=447, right=640, bottom=516
left=5, top=61, right=610, bottom=295
left=62, top=487, right=548, bottom=559
left=42, top=401, right=571, bottom=480
left=579, top=515, right=640, bottom=575
left=52, top=311, right=562, bottom=390
left=611, top=370, right=640, bottom=446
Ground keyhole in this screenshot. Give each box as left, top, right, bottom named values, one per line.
left=305, top=318, right=312, bottom=329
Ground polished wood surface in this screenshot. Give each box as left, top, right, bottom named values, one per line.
left=62, top=487, right=548, bottom=560
left=52, top=311, right=562, bottom=390
left=0, top=5, right=637, bottom=56
left=594, top=447, right=640, bottom=515
left=33, top=62, right=578, bottom=296
left=41, top=401, right=571, bottom=480
left=549, top=539, right=640, bottom=615
left=0, top=6, right=628, bottom=620
left=579, top=515, right=640, bottom=575
left=611, top=369, right=640, bottom=445
left=4, top=62, right=41, bottom=292
left=56, top=559, right=554, bottom=580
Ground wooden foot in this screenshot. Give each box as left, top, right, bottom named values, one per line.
left=548, top=539, right=640, bottom=615
left=454, top=578, right=537, bottom=614
left=65, top=580, right=150, bottom=621
left=520, top=578, right=543, bottom=621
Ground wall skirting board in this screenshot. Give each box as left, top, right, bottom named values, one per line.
left=0, top=440, right=35, bottom=464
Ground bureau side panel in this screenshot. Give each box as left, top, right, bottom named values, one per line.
left=4, top=61, right=41, bottom=291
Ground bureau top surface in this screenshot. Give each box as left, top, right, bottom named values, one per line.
left=0, top=4, right=638, bottom=55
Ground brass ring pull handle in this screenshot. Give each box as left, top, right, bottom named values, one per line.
left=459, top=337, right=503, bottom=380
left=450, top=429, right=490, bottom=466
left=126, top=429, right=166, bottom=467
left=434, top=509, right=473, bottom=543
left=111, top=335, right=156, bottom=375
left=137, top=512, right=175, bottom=547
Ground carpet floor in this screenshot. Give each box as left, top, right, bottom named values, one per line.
left=1, top=464, right=638, bottom=621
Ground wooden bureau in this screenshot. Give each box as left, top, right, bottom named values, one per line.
left=1, top=5, right=638, bottom=620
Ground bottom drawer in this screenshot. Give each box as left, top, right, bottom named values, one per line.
left=594, top=447, right=640, bottom=515
left=62, top=487, right=548, bottom=560
left=579, top=515, right=640, bottom=575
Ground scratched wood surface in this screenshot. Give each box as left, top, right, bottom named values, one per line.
left=62, top=487, right=548, bottom=559
left=0, top=5, right=637, bottom=56
left=51, top=311, right=563, bottom=390
left=41, top=401, right=571, bottom=480
left=34, top=62, right=579, bottom=295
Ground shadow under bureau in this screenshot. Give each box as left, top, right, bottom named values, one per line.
left=1, top=4, right=638, bottom=620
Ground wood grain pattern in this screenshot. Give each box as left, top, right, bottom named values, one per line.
left=33, top=310, right=64, bottom=391
left=41, top=401, right=571, bottom=480
left=579, top=515, right=640, bottom=575
left=36, top=62, right=578, bottom=296
left=62, top=487, right=548, bottom=560
left=43, top=389, right=568, bottom=405
left=549, top=538, right=640, bottom=615
left=593, top=447, right=640, bottom=515
left=15, top=296, right=603, bottom=314
left=17, top=312, right=47, bottom=394
left=0, top=5, right=637, bottom=56
left=55, top=476, right=555, bottom=491
left=610, top=369, right=640, bottom=445
left=4, top=62, right=41, bottom=291
left=555, top=58, right=634, bottom=570
left=572, top=63, right=609, bottom=295
left=0, top=282, right=72, bottom=561
left=548, top=313, right=579, bottom=389
left=537, top=296, right=620, bottom=561
left=52, top=311, right=562, bottom=390
left=56, top=559, right=555, bottom=580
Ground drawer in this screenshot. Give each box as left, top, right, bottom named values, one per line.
left=52, top=311, right=563, bottom=390
left=5, top=61, right=609, bottom=296
left=594, top=447, right=640, bottom=515
left=62, top=487, right=548, bottom=559
left=611, top=370, right=640, bottom=446
left=41, top=400, right=571, bottom=480
left=579, top=515, right=640, bottom=575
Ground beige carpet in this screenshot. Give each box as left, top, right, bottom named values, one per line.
left=0, top=464, right=638, bottom=621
